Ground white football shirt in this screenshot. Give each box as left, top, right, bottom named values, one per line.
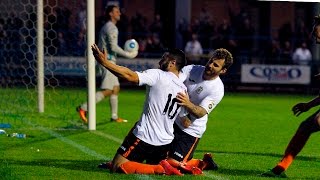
left=98, top=21, right=130, bottom=62
left=133, top=69, right=187, bottom=145
left=176, top=65, right=224, bottom=138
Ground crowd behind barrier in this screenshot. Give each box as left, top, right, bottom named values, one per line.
left=0, top=5, right=316, bottom=58
left=0, top=4, right=319, bottom=93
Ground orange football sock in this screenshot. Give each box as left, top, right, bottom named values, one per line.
left=186, top=159, right=201, bottom=168
left=119, top=161, right=164, bottom=175
left=277, top=154, right=294, bottom=170
left=166, top=158, right=180, bottom=168
left=274, top=129, right=311, bottom=174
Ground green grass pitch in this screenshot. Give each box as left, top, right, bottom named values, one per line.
left=1, top=88, right=320, bottom=179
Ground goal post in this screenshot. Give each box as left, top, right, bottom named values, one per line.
left=37, top=0, right=44, bottom=113
left=0, top=0, right=105, bottom=130
left=35, top=0, right=96, bottom=129
left=87, top=0, right=96, bottom=130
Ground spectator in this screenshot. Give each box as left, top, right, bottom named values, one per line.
left=136, top=37, right=147, bottom=55
left=5, top=12, right=23, bottom=62
left=44, top=7, right=58, bottom=55
left=199, top=7, right=211, bottom=26
left=177, top=18, right=189, bottom=49
left=294, top=20, right=309, bottom=44
left=131, top=12, right=148, bottom=40
left=264, top=39, right=280, bottom=64
left=117, top=8, right=130, bottom=46
left=235, top=17, right=254, bottom=63
left=197, top=6, right=215, bottom=49
left=278, top=22, right=293, bottom=48
left=292, top=41, right=312, bottom=65
left=0, top=18, right=6, bottom=42
left=0, top=18, right=6, bottom=63
left=191, top=18, right=201, bottom=35
left=145, top=33, right=164, bottom=57
left=77, top=0, right=87, bottom=34
left=184, top=33, right=203, bottom=64
left=57, top=31, right=69, bottom=56
left=55, top=6, right=71, bottom=33
left=213, top=19, right=233, bottom=49
left=149, top=13, right=163, bottom=40
left=198, top=19, right=216, bottom=49
left=279, top=40, right=293, bottom=65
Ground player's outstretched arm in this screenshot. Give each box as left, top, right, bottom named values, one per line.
left=292, top=96, right=320, bottom=116
left=91, top=44, right=139, bottom=84
left=306, top=95, right=320, bottom=109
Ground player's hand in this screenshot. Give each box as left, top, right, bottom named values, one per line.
left=176, top=91, right=190, bottom=107
left=126, top=50, right=138, bottom=59
left=91, top=44, right=107, bottom=64
left=292, top=103, right=310, bottom=116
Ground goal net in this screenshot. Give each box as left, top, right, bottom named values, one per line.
left=0, top=0, right=94, bottom=130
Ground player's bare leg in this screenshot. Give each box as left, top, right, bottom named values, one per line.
left=77, top=89, right=113, bottom=123
left=109, top=86, right=127, bottom=122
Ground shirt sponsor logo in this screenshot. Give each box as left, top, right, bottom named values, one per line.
left=208, top=103, right=213, bottom=109
left=196, top=86, right=203, bottom=94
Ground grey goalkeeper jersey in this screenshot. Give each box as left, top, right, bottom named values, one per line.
left=98, top=21, right=129, bottom=62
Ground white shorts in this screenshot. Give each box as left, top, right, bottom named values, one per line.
left=99, top=63, right=120, bottom=90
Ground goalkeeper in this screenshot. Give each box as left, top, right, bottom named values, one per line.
left=77, top=5, right=137, bottom=123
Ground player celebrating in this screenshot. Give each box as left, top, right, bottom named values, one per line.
left=260, top=14, right=320, bottom=178
left=167, top=48, right=233, bottom=174
left=77, top=5, right=137, bottom=123
left=92, top=44, right=187, bottom=175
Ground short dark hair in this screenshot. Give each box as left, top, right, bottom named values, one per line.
left=105, top=5, right=118, bottom=20
left=168, top=49, right=187, bottom=71
left=211, top=48, right=233, bottom=69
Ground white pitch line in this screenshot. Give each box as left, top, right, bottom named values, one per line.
left=36, top=126, right=110, bottom=160
left=24, top=119, right=109, bottom=160
left=203, top=172, right=229, bottom=180
left=92, top=130, right=123, bottom=144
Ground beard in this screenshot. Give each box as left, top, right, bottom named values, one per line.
left=204, top=67, right=214, bottom=75
left=203, top=67, right=219, bottom=78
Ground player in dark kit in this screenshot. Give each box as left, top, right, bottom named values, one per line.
left=261, top=14, right=320, bottom=178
